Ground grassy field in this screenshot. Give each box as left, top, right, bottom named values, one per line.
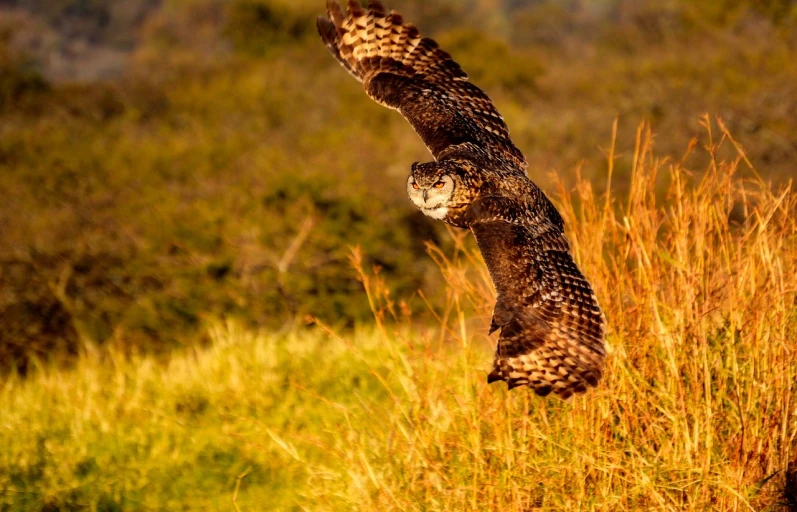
left=2, top=123, right=795, bottom=510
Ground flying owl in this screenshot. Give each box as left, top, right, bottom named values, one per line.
left=317, top=0, right=606, bottom=399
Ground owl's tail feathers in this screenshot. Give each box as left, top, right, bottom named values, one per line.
left=317, top=0, right=468, bottom=85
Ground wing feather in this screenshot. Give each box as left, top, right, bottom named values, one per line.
left=317, top=0, right=526, bottom=170
left=467, top=198, right=606, bottom=399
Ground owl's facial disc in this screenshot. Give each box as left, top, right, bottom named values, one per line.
left=407, top=174, right=455, bottom=220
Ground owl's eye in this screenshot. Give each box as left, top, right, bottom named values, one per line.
left=434, top=180, right=445, bottom=188
left=412, top=182, right=419, bottom=190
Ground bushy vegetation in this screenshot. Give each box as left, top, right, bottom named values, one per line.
left=2, top=127, right=795, bottom=509
left=2, top=0, right=796, bottom=371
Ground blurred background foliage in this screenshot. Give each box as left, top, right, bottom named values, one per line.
left=1, top=0, right=796, bottom=371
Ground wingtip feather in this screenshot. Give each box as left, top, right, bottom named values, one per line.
left=326, top=0, right=346, bottom=26
left=316, top=16, right=337, bottom=44
left=346, top=0, right=364, bottom=17
left=368, top=0, right=387, bottom=16
left=487, top=368, right=504, bottom=384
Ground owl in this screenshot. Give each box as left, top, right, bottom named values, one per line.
left=318, top=0, right=606, bottom=399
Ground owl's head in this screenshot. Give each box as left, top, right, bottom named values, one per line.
left=406, top=161, right=464, bottom=219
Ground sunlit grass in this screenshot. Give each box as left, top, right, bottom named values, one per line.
left=1, top=120, right=795, bottom=510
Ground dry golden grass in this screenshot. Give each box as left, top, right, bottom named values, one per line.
left=1, top=119, right=795, bottom=510
left=308, top=117, right=797, bottom=510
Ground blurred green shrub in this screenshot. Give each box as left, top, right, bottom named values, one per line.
left=0, top=32, right=48, bottom=111
left=225, top=0, right=316, bottom=55
left=678, top=0, right=797, bottom=26
left=0, top=44, right=442, bottom=371
left=1, top=0, right=796, bottom=372
left=439, top=29, right=542, bottom=91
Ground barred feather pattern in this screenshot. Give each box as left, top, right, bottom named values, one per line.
left=317, top=0, right=527, bottom=170
left=318, top=1, right=607, bottom=399
left=464, top=196, right=606, bottom=399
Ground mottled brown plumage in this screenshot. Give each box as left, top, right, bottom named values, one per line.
left=318, top=0, right=606, bottom=399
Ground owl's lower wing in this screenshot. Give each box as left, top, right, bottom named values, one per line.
left=317, top=0, right=527, bottom=170
left=469, top=211, right=606, bottom=399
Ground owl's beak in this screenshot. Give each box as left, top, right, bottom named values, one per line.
left=422, top=189, right=428, bottom=202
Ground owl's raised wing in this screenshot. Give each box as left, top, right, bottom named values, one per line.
left=317, top=0, right=527, bottom=171
left=465, top=197, right=606, bottom=399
